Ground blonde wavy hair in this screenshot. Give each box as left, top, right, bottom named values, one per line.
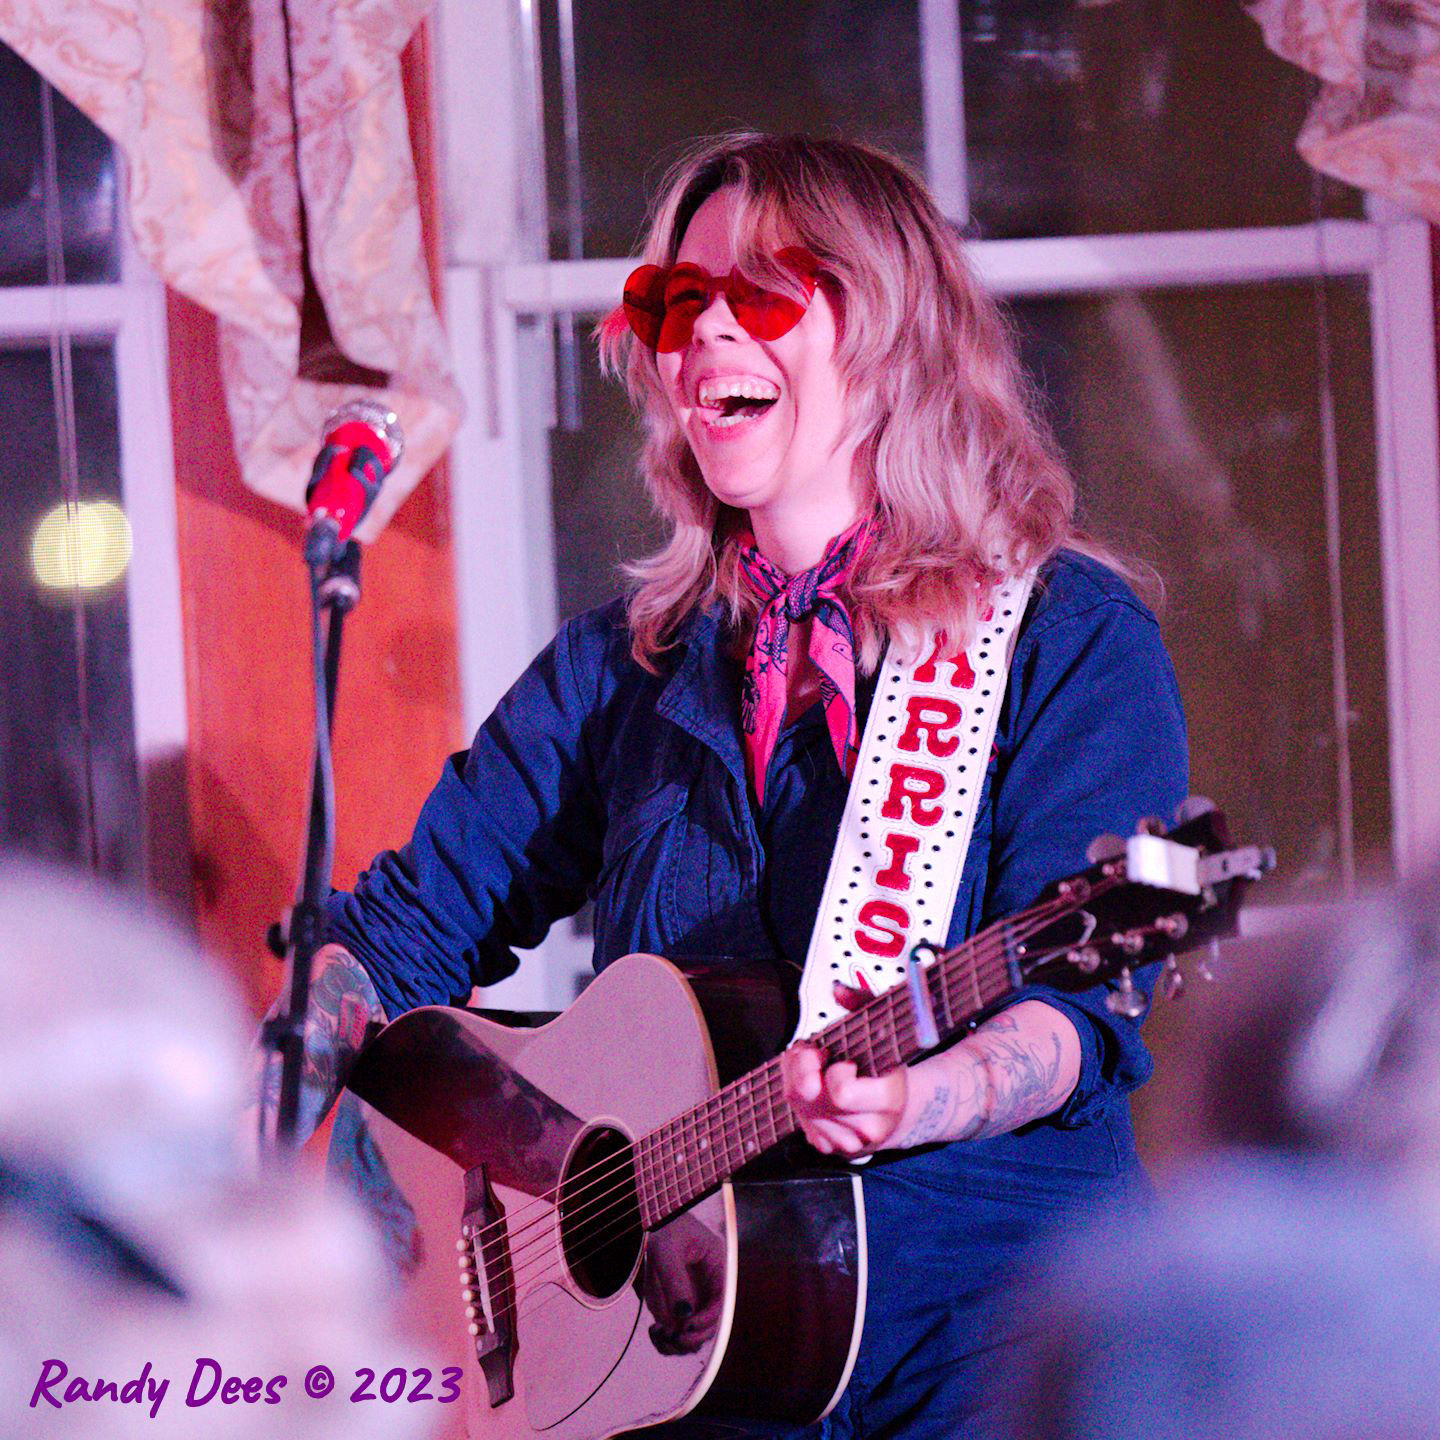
left=599, top=132, right=1140, bottom=672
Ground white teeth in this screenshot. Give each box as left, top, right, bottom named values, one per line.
left=696, top=376, right=781, bottom=407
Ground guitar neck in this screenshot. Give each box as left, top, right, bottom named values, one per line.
left=633, top=911, right=1030, bottom=1228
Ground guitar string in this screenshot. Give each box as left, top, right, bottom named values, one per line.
left=496, top=983, right=974, bottom=1313
left=498, top=886, right=1038, bottom=1321
left=500, top=962, right=964, bottom=1341
left=472, top=896, right=1088, bottom=1307
left=454, top=886, right=1094, bottom=1285
left=501, top=972, right=968, bottom=1326
left=469, top=877, right=1138, bottom=1341
left=475, top=890, right=1102, bottom=1298
left=458, top=882, right=1089, bottom=1267
left=500, top=1007, right=929, bottom=1300
left=504, top=1043, right=813, bottom=1326
left=463, top=906, right=1047, bottom=1282
left=500, top=871, right=1132, bottom=1301
left=482, top=969, right=953, bottom=1298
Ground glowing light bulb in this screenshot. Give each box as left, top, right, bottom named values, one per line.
left=30, top=499, right=132, bottom=593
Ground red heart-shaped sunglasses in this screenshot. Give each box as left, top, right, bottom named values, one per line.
left=622, top=246, right=821, bottom=353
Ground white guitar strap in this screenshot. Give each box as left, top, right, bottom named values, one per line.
left=794, top=572, right=1036, bottom=1040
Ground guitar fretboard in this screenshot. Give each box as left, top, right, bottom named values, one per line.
left=632, top=916, right=1028, bottom=1228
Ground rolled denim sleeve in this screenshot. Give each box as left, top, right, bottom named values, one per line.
left=324, top=612, right=612, bottom=1019
left=984, top=574, right=1189, bottom=1127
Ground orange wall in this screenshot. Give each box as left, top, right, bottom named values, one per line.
left=168, top=28, right=462, bottom=1015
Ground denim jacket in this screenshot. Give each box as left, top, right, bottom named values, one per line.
left=327, top=550, right=1188, bottom=1207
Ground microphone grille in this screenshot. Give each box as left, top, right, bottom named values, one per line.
left=323, top=399, right=405, bottom=470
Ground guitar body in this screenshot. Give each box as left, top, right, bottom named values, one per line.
left=347, top=953, right=865, bottom=1439
left=347, top=807, right=1272, bottom=1437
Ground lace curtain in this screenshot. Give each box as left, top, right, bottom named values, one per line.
left=0, top=0, right=462, bottom=536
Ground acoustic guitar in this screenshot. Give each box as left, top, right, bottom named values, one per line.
left=347, top=802, right=1273, bottom=1438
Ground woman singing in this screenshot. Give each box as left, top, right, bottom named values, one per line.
left=265, top=133, right=1188, bottom=1437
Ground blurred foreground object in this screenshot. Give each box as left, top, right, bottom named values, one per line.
left=0, top=859, right=431, bottom=1439
left=999, top=1157, right=1440, bottom=1440
left=992, top=869, right=1440, bottom=1439
left=1187, top=869, right=1440, bottom=1236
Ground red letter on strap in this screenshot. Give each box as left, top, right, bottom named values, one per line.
left=896, top=695, right=966, bottom=758
left=854, top=899, right=908, bottom=958
left=875, top=831, right=921, bottom=892
left=881, top=764, right=946, bottom=826
left=913, top=633, right=977, bottom=690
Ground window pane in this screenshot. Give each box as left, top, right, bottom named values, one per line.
left=963, top=0, right=1364, bottom=239
left=544, top=0, right=925, bottom=259
left=1008, top=278, right=1387, bottom=898
left=0, top=43, right=122, bottom=286
left=548, top=275, right=1388, bottom=903
left=1, top=341, right=142, bottom=881
left=549, top=343, right=666, bottom=623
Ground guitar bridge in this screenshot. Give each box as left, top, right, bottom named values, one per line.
left=459, top=1163, right=516, bottom=1407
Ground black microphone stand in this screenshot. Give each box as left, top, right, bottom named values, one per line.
left=260, top=538, right=362, bottom=1156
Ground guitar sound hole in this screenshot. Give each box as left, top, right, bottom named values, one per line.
left=558, top=1125, right=643, bottom=1300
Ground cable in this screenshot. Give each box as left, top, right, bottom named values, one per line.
left=39, top=74, right=101, bottom=874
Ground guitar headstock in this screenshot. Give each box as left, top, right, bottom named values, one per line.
left=1015, top=799, right=1276, bottom=1016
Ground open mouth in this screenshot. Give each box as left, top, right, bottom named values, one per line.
left=696, top=377, right=780, bottom=431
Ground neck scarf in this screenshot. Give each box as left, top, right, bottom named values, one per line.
left=736, top=515, right=874, bottom=805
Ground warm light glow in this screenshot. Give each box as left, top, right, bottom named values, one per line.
left=30, top=500, right=132, bottom=593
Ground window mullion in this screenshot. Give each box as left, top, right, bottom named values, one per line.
left=0, top=284, right=129, bottom=337
left=497, top=221, right=1384, bottom=316
left=1367, top=215, right=1440, bottom=875
left=919, top=0, right=968, bottom=226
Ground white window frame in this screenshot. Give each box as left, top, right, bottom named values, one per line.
left=435, top=1, right=1440, bottom=1000
left=0, top=205, right=188, bottom=905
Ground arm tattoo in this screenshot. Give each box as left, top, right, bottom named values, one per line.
left=253, top=945, right=386, bottom=1144
left=961, top=1014, right=1071, bottom=1141
left=893, top=1006, right=1076, bottom=1147
left=253, top=954, right=583, bottom=1193
left=895, top=1083, right=954, bottom=1148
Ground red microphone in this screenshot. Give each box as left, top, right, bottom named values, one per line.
left=304, top=400, right=405, bottom=567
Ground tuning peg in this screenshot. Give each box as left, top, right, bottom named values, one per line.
left=1161, top=955, right=1185, bottom=1000
left=1105, top=968, right=1149, bottom=1019
left=1086, top=833, right=1125, bottom=864
left=1175, top=795, right=1217, bottom=825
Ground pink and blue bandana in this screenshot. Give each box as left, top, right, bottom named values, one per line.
left=736, top=515, right=875, bottom=804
